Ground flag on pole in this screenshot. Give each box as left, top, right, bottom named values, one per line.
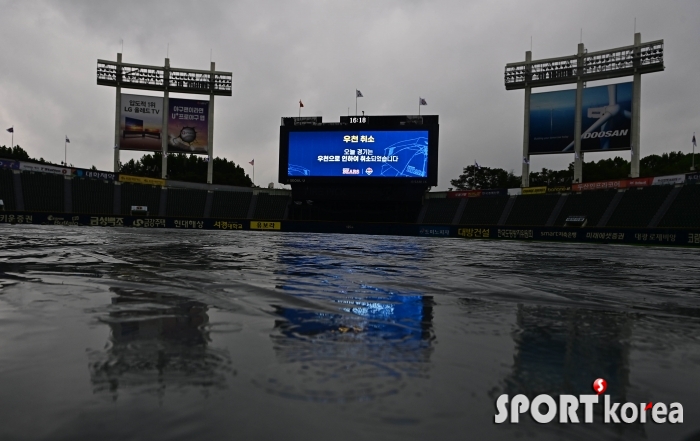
left=299, top=100, right=304, bottom=108
left=419, top=97, right=427, bottom=106
left=523, top=157, right=530, bottom=165
left=65, top=136, right=70, bottom=143
left=249, top=159, right=254, bottom=166
left=693, top=134, right=697, bottom=147
left=474, top=160, right=481, bottom=169
left=6, top=127, right=13, bottom=133
left=356, top=90, right=363, bottom=98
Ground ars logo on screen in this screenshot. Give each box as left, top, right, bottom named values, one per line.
left=494, top=378, right=683, bottom=424
left=365, top=167, right=373, bottom=176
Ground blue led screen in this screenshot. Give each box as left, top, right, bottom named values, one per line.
left=287, top=130, right=429, bottom=178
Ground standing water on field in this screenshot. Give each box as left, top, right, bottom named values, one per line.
left=0, top=225, right=699, bottom=441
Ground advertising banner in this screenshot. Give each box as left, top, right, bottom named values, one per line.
left=652, top=174, right=686, bottom=186
left=686, top=172, right=700, bottom=183
left=118, top=174, right=165, bottom=186
left=19, top=162, right=70, bottom=175
left=522, top=186, right=547, bottom=195
left=73, top=168, right=118, bottom=181
left=627, top=177, right=653, bottom=187
left=529, top=82, right=632, bottom=154
left=572, top=179, right=627, bottom=192
left=287, top=130, right=429, bottom=178
left=481, top=189, right=508, bottom=197
left=0, top=159, right=19, bottom=170
left=168, top=98, right=210, bottom=154
left=447, top=190, right=481, bottom=198
left=120, top=94, right=163, bottom=151
left=507, top=188, right=522, bottom=196
left=546, top=185, right=571, bottom=193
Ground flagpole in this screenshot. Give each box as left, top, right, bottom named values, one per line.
left=692, top=132, right=696, bottom=171
left=355, top=92, right=357, bottom=116
left=418, top=97, right=421, bottom=116
left=64, top=138, right=67, bottom=166
left=11, top=127, right=13, bottom=148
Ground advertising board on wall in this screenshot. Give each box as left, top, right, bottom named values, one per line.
left=0, top=159, right=19, bottom=170
left=168, top=98, right=210, bottom=154
left=19, top=162, right=70, bottom=175
left=120, top=94, right=164, bottom=152
left=529, top=82, right=633, bottom=155
left=72, top=168, right=118, bottom=181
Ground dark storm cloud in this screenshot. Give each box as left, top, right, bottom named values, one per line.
left=0, top=0, right=698, bottom=188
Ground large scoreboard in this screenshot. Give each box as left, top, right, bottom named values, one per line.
left=279, top=115, right=439, bottom=186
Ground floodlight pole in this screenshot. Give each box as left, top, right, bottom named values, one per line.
left=161, top=58, right=170, bottom=180
left=113, top=53, right=122, bottom=173
left=207, top=61, right=215, bottom=184
left=631, top=32, right=642, bottom=178
left=573, top=43, right=585, bottom=183
left=521, top=50, right=531, bottom=188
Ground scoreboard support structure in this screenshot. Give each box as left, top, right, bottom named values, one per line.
left=506, top=32, right=664, bottom=186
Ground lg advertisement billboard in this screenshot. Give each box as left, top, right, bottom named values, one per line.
left=529, top=82, right=633, bottom=155
left=119, top=94, right=164, bottom=151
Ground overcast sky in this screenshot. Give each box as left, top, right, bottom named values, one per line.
left=0, top=0, right=698, bottom=189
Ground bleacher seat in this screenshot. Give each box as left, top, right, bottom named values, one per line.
left=505, top=194, right=560, bottom=226
left=554, top=190, right=617, bottom=227
left=21, top=172, right=64, bottom=212
left=254, top=194, right=289, bottom=220
left=459, top=196, right=509, bottom=225
left=73, top=178, right=113, bottom=214
left=120, top=182, right=162, bottom=216
left=607, top=186, right=672, bottom=227
left=658, top=184, right=700, bottom=228
left=210, top=191, right=252, bottom=219
left=166, top=188, right=207, bottom=218
left=0, top=169, right=16, bottom=211
left=421, top=198, right=461, bottom=224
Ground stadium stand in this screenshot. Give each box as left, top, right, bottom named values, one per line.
left=554, top=190, right=617, bottom=227
left=120, top=183, right=162, bottom=216
left=606, top=186, right=673, bottom=227
left=505, top=194, right=560, bottom=226
left=21, top=172, right=64, bottom=212
left=210, top=191, right=253, bottom=219
left=421, top=198, right=461, bottom=224
left=253, top=193, right=289, bottom=220
left=166, top=188, right=208, bottom=218
left=0, top=169, right=16, bottom=211
left=459, top=196, right=510, bottom=225
left=72, top=178, right=114, bottom=215
left=658, top=184, right=700, bottom=228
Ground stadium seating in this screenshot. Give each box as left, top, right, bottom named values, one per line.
left=658, top=184, right=700, bottom=228
left=606, top=186, right=673, bottom=227
left=166, top=188, right=208, bottom=218
left=459, top=196, right=510, bottom=225
left=421, top=198, right=461, bottom=224
left=0, top=169, right=16, bottom=211
left=21, top=172, right=64, bottom=212
left=554, top=190, right=617, bottom=227
left=254, top=194, right=289, bottom=220
left=505, top=194, right=560, bottom=226
left=120, top=182, right=162, bottom=216
left=210, top=191, right=253, bottom=219
left=72, top=178, right=114, bottom=215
